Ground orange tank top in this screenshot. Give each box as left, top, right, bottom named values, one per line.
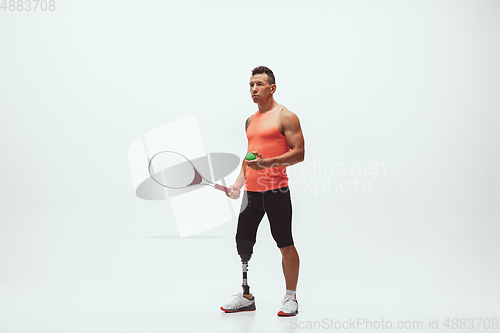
left=245, top=104, right=290, bottom=192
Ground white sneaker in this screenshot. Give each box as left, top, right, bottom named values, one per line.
left=277, top=295, right=299, bottom=316
left=221, top=293, right=256, bottom=313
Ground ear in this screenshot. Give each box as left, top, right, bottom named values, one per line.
left=271, top=84, right=277, bottom=94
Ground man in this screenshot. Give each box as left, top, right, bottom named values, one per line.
left=220, top=66, right=305, bottom=316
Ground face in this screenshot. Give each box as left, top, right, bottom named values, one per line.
left=249, top=73, right=275, bottom=104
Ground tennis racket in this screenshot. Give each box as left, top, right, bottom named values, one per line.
left=148, top=151, right=231, bottom=194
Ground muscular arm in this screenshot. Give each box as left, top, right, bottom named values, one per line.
left=232, top=157, right=247, bottom=190
left=226, top=117, right=251, bottom=198
left=247, top=109, right=305, bottom=169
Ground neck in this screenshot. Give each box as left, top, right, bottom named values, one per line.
left=257, top=98, right=279, bottom=113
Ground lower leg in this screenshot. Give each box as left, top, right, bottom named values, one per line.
left=241, top=261, right=253, bottom=299
left=280, top=245, right=300, bottom=291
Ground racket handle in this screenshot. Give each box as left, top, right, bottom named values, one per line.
left=214, top=184, right=230, bottom=194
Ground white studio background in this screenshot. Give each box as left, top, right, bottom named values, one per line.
left=1, top=1, right=499, bottom=332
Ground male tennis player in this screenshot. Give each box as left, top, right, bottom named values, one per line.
left=220, top=66, right=305, bottom=316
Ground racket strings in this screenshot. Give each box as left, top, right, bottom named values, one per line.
left=149, top=152, right=197, bottom=188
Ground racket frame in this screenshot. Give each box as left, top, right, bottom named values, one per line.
left=148, top=151, right=230, bottom=194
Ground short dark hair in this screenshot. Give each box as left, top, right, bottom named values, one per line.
left=251, top=66, right=275, bottom=85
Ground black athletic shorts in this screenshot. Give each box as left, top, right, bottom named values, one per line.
left=236, top=186, right=294, bottom=249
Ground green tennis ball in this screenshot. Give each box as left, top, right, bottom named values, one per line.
left=245, top=152, right=256, bottom=161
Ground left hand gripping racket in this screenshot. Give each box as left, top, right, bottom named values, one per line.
left=148, top=151, right=230, bottom=194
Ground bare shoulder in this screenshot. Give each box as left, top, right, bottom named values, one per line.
left=278, top=107, right=301, bottom=132
left=279, top=107, right=299, bottom=121
left=245, top=114, right=255, bottom=131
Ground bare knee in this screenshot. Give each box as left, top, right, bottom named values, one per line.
left=280, top=245, right=297, bottom=258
